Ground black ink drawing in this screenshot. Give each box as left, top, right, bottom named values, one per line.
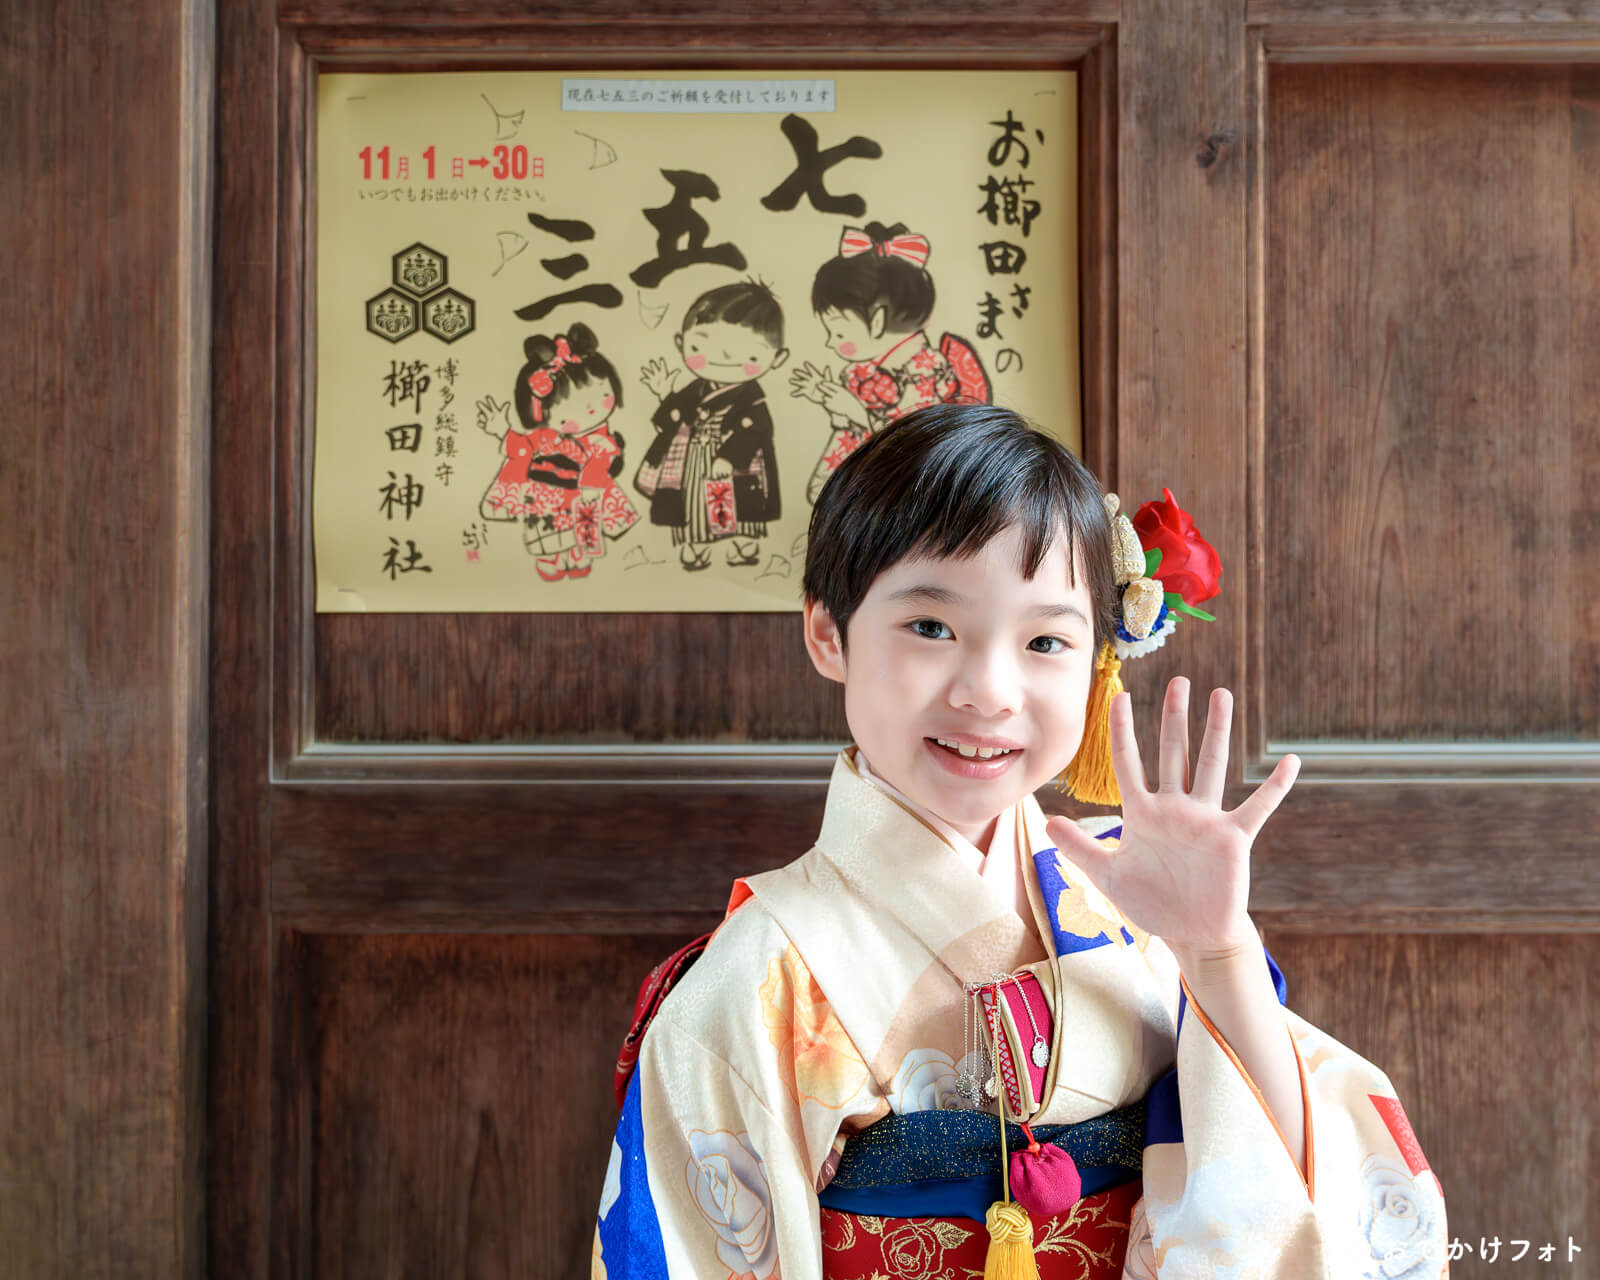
left=475, top=323, right=640, bottom=582
left=788, top=222, right=990, bottom=502
left=634, top=282, right=786, bottom=572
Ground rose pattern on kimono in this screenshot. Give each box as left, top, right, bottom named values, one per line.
left=877, top=1219, right=972, bottom=1279
left=685, top=1129, right=782, bottom=1280
left=1123, top=1196, right=1160, bottom=1280
left=887, top=1048, right=958, bottom=1115
left=1358, top=1155, right=1446, bottom=1280
left=758, top=945, right=870, bottom=1111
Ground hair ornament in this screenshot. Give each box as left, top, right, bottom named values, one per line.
left=837, top=227, right=931, bottom=269
left=1060, top=488, right=1222, bottom=805
left=526, top=335, right=584, bottom=418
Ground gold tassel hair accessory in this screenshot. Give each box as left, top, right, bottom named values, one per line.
left=1056, top=490, right=1220, bottom=805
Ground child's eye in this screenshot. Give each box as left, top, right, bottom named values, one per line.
left=909, top=619, right=952, bottom=640
left=1028, top=635, right=1070, bottom=655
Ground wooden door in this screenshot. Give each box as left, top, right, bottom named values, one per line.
left=207, top=3, right=1599, bottom=1279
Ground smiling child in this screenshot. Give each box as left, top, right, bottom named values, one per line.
left=594, top=404, right=1448, bottom=1279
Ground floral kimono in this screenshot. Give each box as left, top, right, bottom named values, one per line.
left=593, top=748, right=1449, bottom=1280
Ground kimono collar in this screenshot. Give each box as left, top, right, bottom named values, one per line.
left=815, top=747, right=1055, bottom=970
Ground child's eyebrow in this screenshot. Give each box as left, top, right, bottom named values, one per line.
left=885, top=584, right=1091, bottom=625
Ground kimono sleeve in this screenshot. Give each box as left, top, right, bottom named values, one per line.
left=593, top=1013, right=822, bottom=1280
left=1125, top=942, right=1450, bottom=1279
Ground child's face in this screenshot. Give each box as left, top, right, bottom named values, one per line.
left=818, top=307, right=887, bottom=362
left=552, top=382, right=615, bottom=435
left=677, top=322, right=786, bottom=384
left=804, top=524, right=1097, bottom=847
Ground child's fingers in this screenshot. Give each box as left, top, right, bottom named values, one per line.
left=1229, top=753, right=1300, bottom=840
left=1190, top=687, right=1233, bottom=806
left=1157, top=677, right=1191, bottom=793
left=1108, top=691, right=1149, bottom=797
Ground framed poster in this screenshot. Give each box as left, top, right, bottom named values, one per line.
left=313, top=69, right=1079, bottom=613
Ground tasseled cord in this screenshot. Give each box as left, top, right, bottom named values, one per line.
left=1060, top=643, right=1123, bottom=807
left=983, top=1001, right=1040, bottom=1279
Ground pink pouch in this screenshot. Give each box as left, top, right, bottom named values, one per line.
left=1009, top=1125, right=1082, bottom=1218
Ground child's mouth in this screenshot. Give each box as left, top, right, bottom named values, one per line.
left=924, top=738, right=1022, bottom=777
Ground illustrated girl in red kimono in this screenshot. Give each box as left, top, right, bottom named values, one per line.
left=475, top=323, right=639, bottom=582
left=789, top=222, right=992, bottom=502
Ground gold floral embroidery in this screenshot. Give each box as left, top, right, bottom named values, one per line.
left=759, top=945, right=869, bottom=1110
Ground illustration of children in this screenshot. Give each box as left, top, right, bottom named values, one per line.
left=475, top=323, right=639, bottom=582
left=789, top=222, right=991, bottom=502
left=634, top=281, right=786, bottom=572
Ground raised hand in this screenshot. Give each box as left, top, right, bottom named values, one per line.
left=1044, top=679, right=1300, bottom=959
left=475, top=394, right=514, bottom=440
left=788, top=360, right=833, bottom=404
left=640, top=357, right=680, bottom=401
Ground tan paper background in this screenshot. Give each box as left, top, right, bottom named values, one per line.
left=313, top=69, right=1079, bottom=612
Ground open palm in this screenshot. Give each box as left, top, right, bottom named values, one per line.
left=1044, top=680, right=1300, bottom=957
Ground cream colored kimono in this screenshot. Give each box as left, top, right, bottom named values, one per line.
left=593, top=747, right=1449, bottom=1280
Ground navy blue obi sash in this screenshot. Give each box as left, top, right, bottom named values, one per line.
left=816, top=1101, right=1146, bottom=1224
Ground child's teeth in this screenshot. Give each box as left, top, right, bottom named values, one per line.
left=934, top=738, right=1013, bottom=759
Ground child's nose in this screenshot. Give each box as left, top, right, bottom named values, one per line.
left=948, top=648, right=1024, bottom=718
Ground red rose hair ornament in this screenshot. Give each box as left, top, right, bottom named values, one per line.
left=1060, top=489, right=1222, bottom=805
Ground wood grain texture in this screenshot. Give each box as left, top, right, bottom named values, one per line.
left=0, top=0, right=210, bottom=1277
left=1250, top=0, right=1600, bottom=20
left=296, top=932, right=695, bottom=1280
left=267, top=780, right=1600, bottom=931
left=282, top=0, right=1120, bottom=27
left=1264, top=63, right=1598, bottom=742
left=1262, top=932, right=1598, bottom=1280
left=210, top=2, right=281, bottom=1278
left=1114, top=0, right=1252, bottom=783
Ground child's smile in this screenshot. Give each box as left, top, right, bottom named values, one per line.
left=677, top=321, right=785, bottom=384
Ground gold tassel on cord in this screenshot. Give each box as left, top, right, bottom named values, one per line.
left=1060, top=643, right=1124, bottom=806
left=983, top=994, right=1041, bottom=1279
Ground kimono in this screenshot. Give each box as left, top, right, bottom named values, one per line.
left=636, top=378, right=780, bottom=540
left=806, top=331, right=988, bottom=503
left=525, top=425, right=640, bottom=563
left=594, top=748, right=1450, bottom=1280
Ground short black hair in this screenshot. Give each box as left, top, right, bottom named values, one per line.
left=681, top=280, right=785, bottom=349
left=802, top=403, right=1116, bottom=653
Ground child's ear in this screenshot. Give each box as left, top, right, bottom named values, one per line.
left=770, top=347, right=790, bottom=372
left=674, top=332, right=684, bottom=355
left=802, top=598, right=846, bottom=684
left=868, top=307, right=887, bottom=340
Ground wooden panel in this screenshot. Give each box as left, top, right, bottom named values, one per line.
left=1263, top=932, right=1599, bottom=1280
left=314, top=612, right=848, bottom=743
left=294, top=932, right=693, bottom=1280
left=299, top=32, right=1115, bottom=751
left=1, top=0, right=210, bottom=1277
left=1251, top=0, right=1600, bottom=21
left=1115, top=0, right=1251, bottom=781
left=211, top=1, right=282, bottom=1276
left=1264, top=63, right=1597, bottom=742
left=269, top=780, right=1600, bottom=931
left=282, top=0, right=1121, bottom=26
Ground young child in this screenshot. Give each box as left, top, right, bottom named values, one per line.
left=475, top=323, right=638, bottom=581
left=789, top=222, right=990, bottom=502
left=635, top=280, right=786, bottom=571
left=594, top=405, right=1448, bottom=1279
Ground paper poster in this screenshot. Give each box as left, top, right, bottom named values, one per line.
left=313, top=70, right=1079, bottom=612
